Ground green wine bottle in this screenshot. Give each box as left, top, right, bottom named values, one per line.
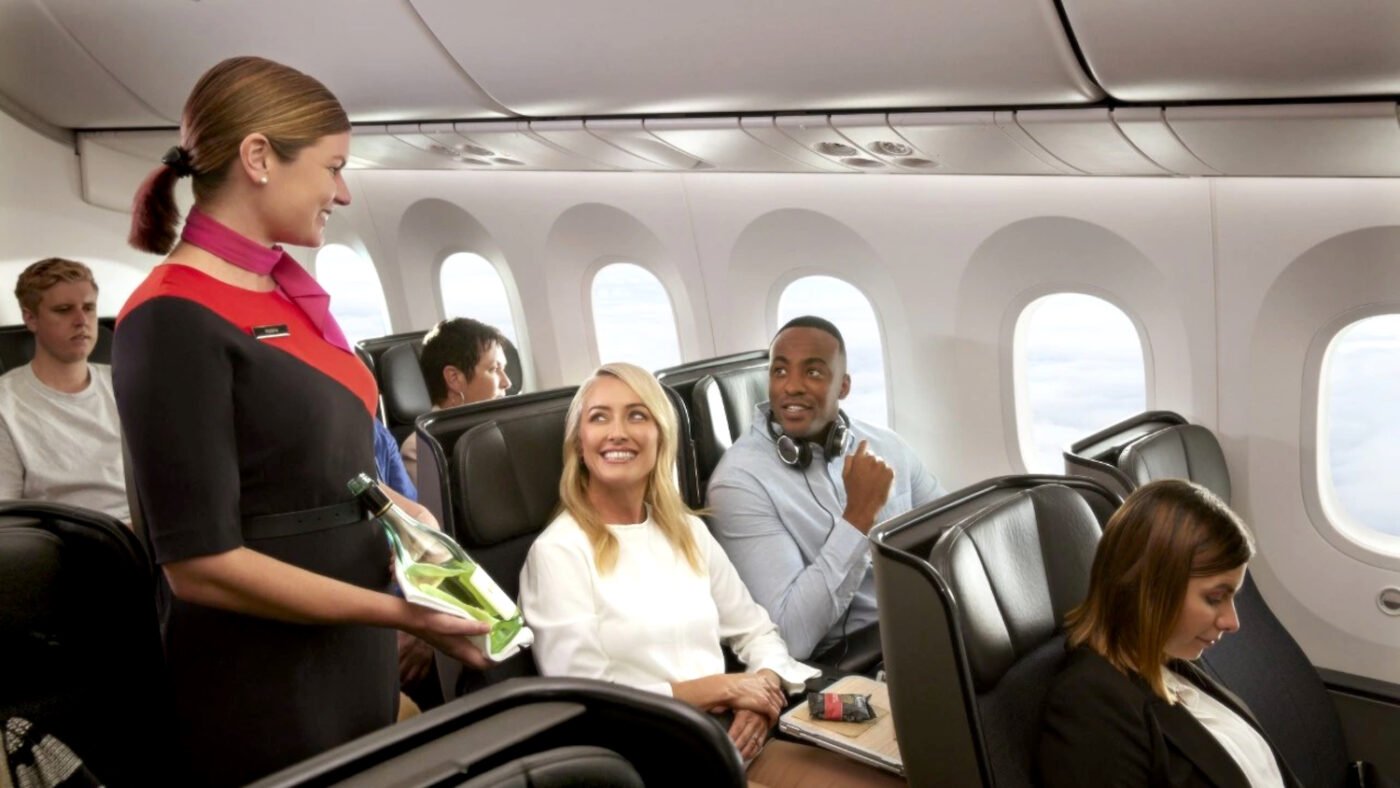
left=348, top=473, right=533, bottom=660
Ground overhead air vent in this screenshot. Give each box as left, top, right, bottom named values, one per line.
left=841, top=157, right=885, bottom=168
left=457, top=143, right=496, bottom=158
left=870, top=140, right=914, bottom=157
left=492, top=157, right=525, bottom=166
left=896, top=157, right=939, bottom=168
left=814, top=141, right=859, bottom=157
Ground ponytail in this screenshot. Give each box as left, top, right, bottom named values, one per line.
left=128, top=158, right=186, bottom=254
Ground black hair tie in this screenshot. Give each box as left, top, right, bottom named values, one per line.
left=161, top=145, right=194, bottom=177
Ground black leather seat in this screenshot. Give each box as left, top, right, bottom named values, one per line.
left=655, top=350, right=767, bottom=411
left=356, top=331, right=526, bottom=441
left=656, top=351, right=769, bottom=502
left=1066, top=411, right=1382, bottom=788
left=870, top=476, right=1119, bottom=787
left=379, top=340, right=433, bottom=442
left=0, top=501, right=173, bottom=787
left=249, top=677, right=744, bottom=788
left=0, top=318, right=116, bottom=374
left=416, top=389, right=577, bottom=699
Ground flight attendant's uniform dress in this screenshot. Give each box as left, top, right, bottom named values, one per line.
left=113, top=220, right=395, bottom=786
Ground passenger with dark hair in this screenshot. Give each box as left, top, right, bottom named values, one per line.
left=1039, top=479, right=1299, bottom=788
left=707, top=315, right=943, bottom=661
left=0, top=258, right=128, bottom=522
left=520, top=363, right=902, bottom=787
left=399, top=316, right=511, bottom=484
left=116, top=56, right=488, bottom=786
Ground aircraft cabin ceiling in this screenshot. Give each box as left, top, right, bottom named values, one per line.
left=3, top=0, right=1399, bottom=179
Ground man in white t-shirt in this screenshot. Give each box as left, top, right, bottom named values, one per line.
left=0, top=258, right=128, bottom=522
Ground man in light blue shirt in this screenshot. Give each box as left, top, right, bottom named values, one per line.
left=708, top=316, right=943, bottom=661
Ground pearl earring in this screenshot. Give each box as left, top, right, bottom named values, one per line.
left=259, top=175, right=269, bottom=185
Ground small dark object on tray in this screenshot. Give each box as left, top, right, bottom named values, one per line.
left=806, top=691, right=876, bottom=722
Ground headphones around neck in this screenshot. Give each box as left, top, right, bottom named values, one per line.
left=767, top=408, right=853, bottom=469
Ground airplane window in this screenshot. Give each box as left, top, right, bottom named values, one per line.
left=1319, top=314, right=1400, bottom=540
left=439, top=252, right=520, bottom=344
left=776, top=275, right=888, bottom=428
left=315, top=243, right=392, bottom=344
left=590, top=262, right=682, bottom=371
left=1016, top=293, right=1146, bottom=474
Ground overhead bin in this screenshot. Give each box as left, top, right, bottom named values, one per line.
left=0, top=0, right=173, bottom=128
left=77, top=130, right=182, bottom=212
left=888, top=112, right=1076, bottom=175
left=1061, top=0, right=1400, bottom=101
left=644, top=118, right=832, bottom=173
left=410, top=0, right=1101, bottom=116
left=1015, top=109, right=1172, bottom=176
left=1164, top=103, right=1400, bottom=176
left=35, top=0, right=511, bottom=126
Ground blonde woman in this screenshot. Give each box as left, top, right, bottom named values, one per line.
left=520, top=363, right=904, bottom=787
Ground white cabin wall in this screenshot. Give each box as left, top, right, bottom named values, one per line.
left=0, top=109, right=158, bottom=321
left=342, top=172, right=1219, bottom=495
left=1214, top=178, right=1400, bottom=684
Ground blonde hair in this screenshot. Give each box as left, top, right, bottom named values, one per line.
left=129, top=56, right=350, bottom=254
left=1065, top=479, right=1254, bottom=701
left=558, top=363, right=703, bottom=575
left=15, top=258, right=96, bottom=314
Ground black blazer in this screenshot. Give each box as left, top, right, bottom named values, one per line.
left=1038, top=646, right=1302, bottom=788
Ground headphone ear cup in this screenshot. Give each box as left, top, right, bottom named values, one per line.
left=795, top=441, right=812, bottom=469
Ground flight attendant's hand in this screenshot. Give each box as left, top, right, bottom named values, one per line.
left=402, top=604, right=492, bottom=670
left=728, top=709, right=771, bottom=761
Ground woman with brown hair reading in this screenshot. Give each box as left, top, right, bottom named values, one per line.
left=1038, top=479, right=1300, bottom=788
left=116, top=56, right=488, bottom=786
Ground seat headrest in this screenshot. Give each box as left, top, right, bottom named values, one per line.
left=1118, top=424, right=1231, bottom=502
left=501, top=337, right=524, bottom=396
left=0, top=323, right=115, bottom=372
left=451, top=401, right=570, bottom=547
left=929, top=484, right=1101, bottom=692
left=692, top=365, right=768, bottom=478
left=381, top=341, right=432, bottom=427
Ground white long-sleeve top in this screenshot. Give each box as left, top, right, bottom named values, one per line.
left=520, top=509, right=819, bottom=697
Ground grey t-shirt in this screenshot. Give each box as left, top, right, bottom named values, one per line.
left=0, top=362, right=129, bottom=522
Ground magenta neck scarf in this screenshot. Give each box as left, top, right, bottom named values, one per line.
left=180, top=208, right=352, bottom=353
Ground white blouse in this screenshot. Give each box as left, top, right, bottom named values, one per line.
left=520, top=510, right=819, bottom=697
left=1163, top=669, right=1286, bottom=788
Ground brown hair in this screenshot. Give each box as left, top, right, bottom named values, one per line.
left=1064, top=479, right=1254, bottom=701
left=129, top=56, right=350, bottom=254
left=15, top=258, right=96, bottom=315
left=557, top=363, right=703, bottom=575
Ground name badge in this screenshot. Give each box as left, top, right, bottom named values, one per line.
left=252, top=324, right=290, bottom=340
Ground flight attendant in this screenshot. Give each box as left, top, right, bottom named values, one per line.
left=118, top=56, right=489, bottom=786
left=1039, top=480, right=1301, bottom=788
left=520, top=362, right=904, bottom=787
